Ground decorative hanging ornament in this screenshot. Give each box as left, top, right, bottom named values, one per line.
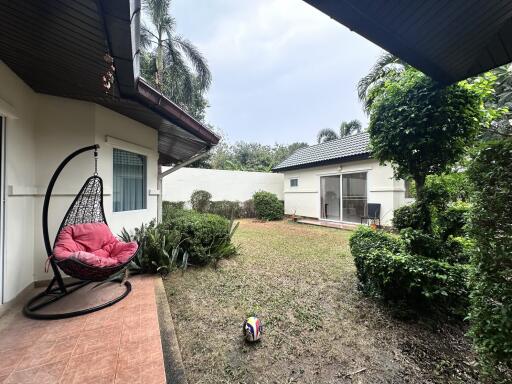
left=102, top=53, right=115, bottom=94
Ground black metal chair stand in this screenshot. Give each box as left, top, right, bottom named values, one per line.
left=23, top=145, right=136, bottom=320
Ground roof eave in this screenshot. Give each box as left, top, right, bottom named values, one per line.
left=135, top=79, right=220, bottom=145
left=272, top=153, right=371, bottom=172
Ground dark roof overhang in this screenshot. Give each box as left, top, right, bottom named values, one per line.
left=0, top=0, right=219, bottom=165
left=304, top=1, right=512, bottom=84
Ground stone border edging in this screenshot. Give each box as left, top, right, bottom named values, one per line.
left=154, top=277, right=188, bottom=384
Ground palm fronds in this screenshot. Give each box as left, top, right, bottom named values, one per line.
left=317, top=128, right=339, bottom=143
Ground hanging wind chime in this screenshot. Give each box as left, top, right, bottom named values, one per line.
left=102, top=53, right=115, bottom=95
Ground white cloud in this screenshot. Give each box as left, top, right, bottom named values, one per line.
left=173, top=0, right=384, bottom=144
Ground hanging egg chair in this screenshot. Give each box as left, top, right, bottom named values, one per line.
left=24, top=145, right=139, bottom=319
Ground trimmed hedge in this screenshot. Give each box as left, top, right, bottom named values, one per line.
left=392, top=203, right=426, bottom=231
left=467, top=140, right=512, bottom=380
left=350, top=226, right=470, bottom=315
left=253, top=191, right=284, bottom=221
left=165, top=210, right=236, bottom=265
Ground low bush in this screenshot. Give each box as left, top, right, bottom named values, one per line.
left=253, top=191, right=284, bottom=221
left=165, top=210, right=238, bottom=265
left=392, top=203, right=427, bottom=231
left=400, top=228, right=447, bottom=260
left=241, top=199, right=256, bottom=218
left=120, top=221, right=183, bottom=275
left=350, top=226, right=470, bottom=315
left=208, top=200, right=241, bottom=219
left=162, top=201, right=187, bottom=222
left=467, top=139, right=512, bottom=380
left=436, top=201, right=470, bottom=240
left=190, top=190, right=212, bottom=213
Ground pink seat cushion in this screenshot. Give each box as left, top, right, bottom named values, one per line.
left=53, top=223, right=138, bottom=268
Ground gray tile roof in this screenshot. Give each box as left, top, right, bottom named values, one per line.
left=273, top=132, right=371, bottom=171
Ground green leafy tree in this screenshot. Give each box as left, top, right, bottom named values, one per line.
left=140, top=0, right=211, bottom=118
left=357, top=53, right=409, bottom=113
left=190, top=141, right=308, bottom=171
left=368, top=69, right=486, bottom=229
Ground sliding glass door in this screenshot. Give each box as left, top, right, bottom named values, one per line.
left=342, top=172, right=367, bottom=223
left=320, top=175, right=340, bottom=220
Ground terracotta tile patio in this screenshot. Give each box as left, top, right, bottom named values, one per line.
left=0, top=275, right=166, bottom=384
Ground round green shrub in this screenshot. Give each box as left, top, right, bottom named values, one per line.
left=166, top=210, right=235, bottom=265
left=436, top=201, right=471, bottom=240
left=350, top=226, right=470, bottom=315
left=190, top=190, right=212, bottom=213
left=252, top=191, right=284, bottom=221
left=392, top=203, right=426, bottom=230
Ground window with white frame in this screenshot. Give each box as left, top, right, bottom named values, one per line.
left=290, top=178, right=298, bottom=187
left=113, top=148, right=147, bottom=212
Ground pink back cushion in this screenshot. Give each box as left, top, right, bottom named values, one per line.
left=54, top=223, right=138, bottom=268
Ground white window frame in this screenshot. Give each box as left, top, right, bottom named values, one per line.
left=112, top=147, right=148, bottom=213
left=289, top=177, right=299, bottom=187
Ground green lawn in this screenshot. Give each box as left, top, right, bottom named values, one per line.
left=164, top=220, right=478, bottom=383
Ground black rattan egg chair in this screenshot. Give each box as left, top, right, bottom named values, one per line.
left=24, top=145, right=139, bottom=319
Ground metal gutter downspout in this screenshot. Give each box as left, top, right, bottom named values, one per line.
left=157, top=148, right=212, bottom=223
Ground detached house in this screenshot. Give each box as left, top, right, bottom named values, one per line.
left=273, top=132, right=413, bottom=226
left=0, top=0, right=219, bottom=306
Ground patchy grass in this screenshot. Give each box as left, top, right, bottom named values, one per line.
left=164, top=220, right=478, bottom=383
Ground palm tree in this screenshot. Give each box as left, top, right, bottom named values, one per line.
left=317, top=119, right=363, bottom=143
left=340, top=119, right=362, bottom=136
left=357, top=53, right=409, bottom=113
left=141, top=0, right=211, bottom=111
left=317, top=128, right=339, bottom=143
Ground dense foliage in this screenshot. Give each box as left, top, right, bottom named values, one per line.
left=350, top=227, right=470, bottom=315
left=467, top=140, right=512, bottom=380
left=140, top=0, right=211, bottom=120
left=190, top=190, right=212, bottom=213
left=368, top=70, right=483, bottom=200
left=317, top=119, right=363, bottom=143
left=253, top=191, right=284, bottom=221
left=190, top=141, right=308, bottom=171
left=165, top=210, right=238, bottom=266
left=120, top=221, right=183, bottom=275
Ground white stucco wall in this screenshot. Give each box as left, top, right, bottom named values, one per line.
left=280, top=158, right=410, bottom=226
left=0, top=60, right=160, bottom=301
left=162, top=167, right=284, bottom=203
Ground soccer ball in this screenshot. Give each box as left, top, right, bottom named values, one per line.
left=242, top=316, right=263, bottom=342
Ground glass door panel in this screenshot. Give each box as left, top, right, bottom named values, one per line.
left=320, top=175, right=340, bottom=220
left=342, top=172, right=367, bottom=223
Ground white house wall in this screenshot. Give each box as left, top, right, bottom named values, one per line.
left=0, top=61, right=37, bottom=303
left=0, top=60, right=160, bottom=301
left=281, top=158, right=409, bottom=225
left=162, top=167, right=284, bottom=203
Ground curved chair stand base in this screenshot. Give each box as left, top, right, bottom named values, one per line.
left=23, top=278, right=131, bottom=320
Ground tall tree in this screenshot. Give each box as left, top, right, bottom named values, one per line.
left=140, top=0, right=211, bottom=118
left=317, top=119, right=363, bottom=143
left=357, top=53, right=409, bottom=113
left=340, top=119, right=362, bottom=136
left=317, top=128, right=339, bottom=143
left=368, top=69, right=487, bottom=229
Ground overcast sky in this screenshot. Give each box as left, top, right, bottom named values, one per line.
left=171, top=0, right=385, bottom=145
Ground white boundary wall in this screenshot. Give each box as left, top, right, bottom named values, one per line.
left=162, top=167, right=284, bottom=203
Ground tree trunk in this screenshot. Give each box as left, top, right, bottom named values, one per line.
left=155, top=31, right=163, bottom=87
left=414, top=175, right=432, bottom=233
